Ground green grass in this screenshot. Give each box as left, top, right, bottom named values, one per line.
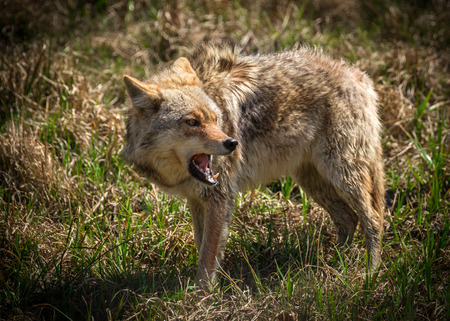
left=0, top=0, right=449, bottom=320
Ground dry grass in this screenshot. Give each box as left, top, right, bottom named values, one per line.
left=1, top=0, right=449, bottom=320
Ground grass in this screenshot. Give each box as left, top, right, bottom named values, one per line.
left=0, top=0, right=448, bottom=320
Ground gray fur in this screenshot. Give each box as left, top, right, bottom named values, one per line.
left=123, top=42, right=385, bottom=292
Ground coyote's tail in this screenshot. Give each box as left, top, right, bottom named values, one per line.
left=371, top=149, right=385, bottom=224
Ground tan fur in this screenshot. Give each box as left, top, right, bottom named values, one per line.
left=123, top=42, right=385, bottom=291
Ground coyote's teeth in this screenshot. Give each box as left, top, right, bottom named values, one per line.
left=189, top=154, right=217, bottom=185
left=212, top=173, right=219, bottom=179
left=192, top=160, right=201, bottom=171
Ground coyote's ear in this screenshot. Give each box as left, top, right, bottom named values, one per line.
left=123, top=75, right=161, bottom=111
left=171, top=57, right=196, bottom=75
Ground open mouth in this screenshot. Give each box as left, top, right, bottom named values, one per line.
left=188, top=154, right=219, bottom=185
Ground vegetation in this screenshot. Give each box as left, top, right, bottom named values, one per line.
left=0, top=0, right=448, bottom=319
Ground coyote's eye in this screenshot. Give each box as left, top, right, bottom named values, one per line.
left=186, top=119, right=200, bottom=126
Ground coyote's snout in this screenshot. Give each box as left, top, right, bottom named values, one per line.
left=188, top=137, right=238, bottom=186
left=123, top=42, right=385, bottom=292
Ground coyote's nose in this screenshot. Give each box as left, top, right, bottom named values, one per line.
left=223, top=139, right=238, bottom=152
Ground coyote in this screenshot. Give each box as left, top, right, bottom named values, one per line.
left=123, top=42, right=384, bottom=291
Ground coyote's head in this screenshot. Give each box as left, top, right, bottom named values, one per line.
left=123, top=58, right=238, bottom=187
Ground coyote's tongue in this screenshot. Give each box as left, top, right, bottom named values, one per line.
left=193, top=154, right=209, bottom=172
left=189, top=154, right=219, bottom=185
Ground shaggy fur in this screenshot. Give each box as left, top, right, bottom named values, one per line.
left=123, top=42, right=385, bottom=291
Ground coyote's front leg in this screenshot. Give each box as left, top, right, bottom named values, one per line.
left=188, top=196, right=232, bottom=292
